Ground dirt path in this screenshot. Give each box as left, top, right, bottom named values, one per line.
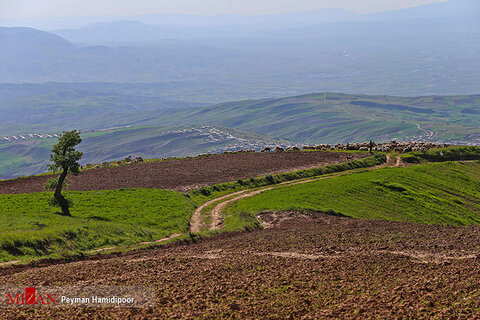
left=191, top=156, right=390, bottom=233
left=209, top=175, right=339, bottom=231
left=190, top=190, right=249, bottom=233
left=384, top=154, right=402, bottom=167
left=0, top=260, right=20, bottom=267
left=204, top=154, right=399, bottom=232
left=395, top=155, right=402, bottom=167
left=416, top=123, right=435, bottom=139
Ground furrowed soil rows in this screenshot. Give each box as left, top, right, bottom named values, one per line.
left=0, top=151, right=367, bottom=194
left=0, top=211, right=479, bottom=319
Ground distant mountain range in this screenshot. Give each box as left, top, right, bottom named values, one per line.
left=48, top=0, right=479, bottom=46
left=0, top=0, right=479, bottom=99
left=1, top=0, right=477, bottom=31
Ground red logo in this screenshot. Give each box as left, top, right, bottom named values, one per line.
left=7, top=287, right=56, bottom=305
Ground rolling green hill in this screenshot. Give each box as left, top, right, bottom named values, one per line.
left=0, top=89, right=204, bottom=136
left=2, top=90, right=479, bottom=145
left=157, top=93, right=480, bottom=144
left=224, top=161, right=480, bottom=230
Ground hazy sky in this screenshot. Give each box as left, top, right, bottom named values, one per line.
left=0, top=0, right=448, bottom=19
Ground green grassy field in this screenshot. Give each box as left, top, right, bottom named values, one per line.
left=223, top=161, right=480, bottom=231
left=0, top=189, right=195, bottom=262
left=402, top=145, right=480, bottom=163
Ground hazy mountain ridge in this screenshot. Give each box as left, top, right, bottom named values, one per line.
left=1, top=19, right=479, bottom=97
left=0, top=0, right=478, bottom=98
left=1, top=0, right=477, bottom=31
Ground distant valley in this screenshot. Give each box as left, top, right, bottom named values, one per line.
left=0, top=91, right=479, bottom=179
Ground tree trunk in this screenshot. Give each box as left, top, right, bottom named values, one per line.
left=54, top=169, right=70, bottom=216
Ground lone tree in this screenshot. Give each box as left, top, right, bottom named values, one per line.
left=48, top=130, right=83, bottom=216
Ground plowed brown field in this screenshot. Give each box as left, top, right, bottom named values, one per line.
left=0, top=151, right=367, bottom=194
left=1, top=211, right=479, bottom=319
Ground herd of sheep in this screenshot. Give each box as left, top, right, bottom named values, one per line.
left=226, top=140, right=447, bottom=153
left=300, top=141, right=448, bottom=153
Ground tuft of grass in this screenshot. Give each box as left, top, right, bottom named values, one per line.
left=401, top=154, right=421, bottom=164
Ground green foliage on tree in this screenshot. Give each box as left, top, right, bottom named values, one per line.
left=47, top=130, right=83, bottom=216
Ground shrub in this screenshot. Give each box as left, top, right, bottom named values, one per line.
left=401, top=154, right=421, bottom=163
left=265, top=174, right=275, bottom=184
left=324, top=209, right=346, bottom=217
left=188, top=232, right=199, bottom=243
left=199, top=188, right=211, bottom=196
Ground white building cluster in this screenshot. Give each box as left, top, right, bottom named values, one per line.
left=2, top=133, right=60, bottom=142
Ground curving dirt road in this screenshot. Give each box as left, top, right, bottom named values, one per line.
left=194, top=154, right=402, bottom=233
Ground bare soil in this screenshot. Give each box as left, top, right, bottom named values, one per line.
left=1, top=211, right=479, bottom=319
left=0, top=151, right=367, bottom=194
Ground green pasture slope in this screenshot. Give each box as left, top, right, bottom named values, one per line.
left=224, top=161, right=480, bottom=230
left=0, top=189, right=194, bottom=262
left=0, top=154, right=382, bottom=262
